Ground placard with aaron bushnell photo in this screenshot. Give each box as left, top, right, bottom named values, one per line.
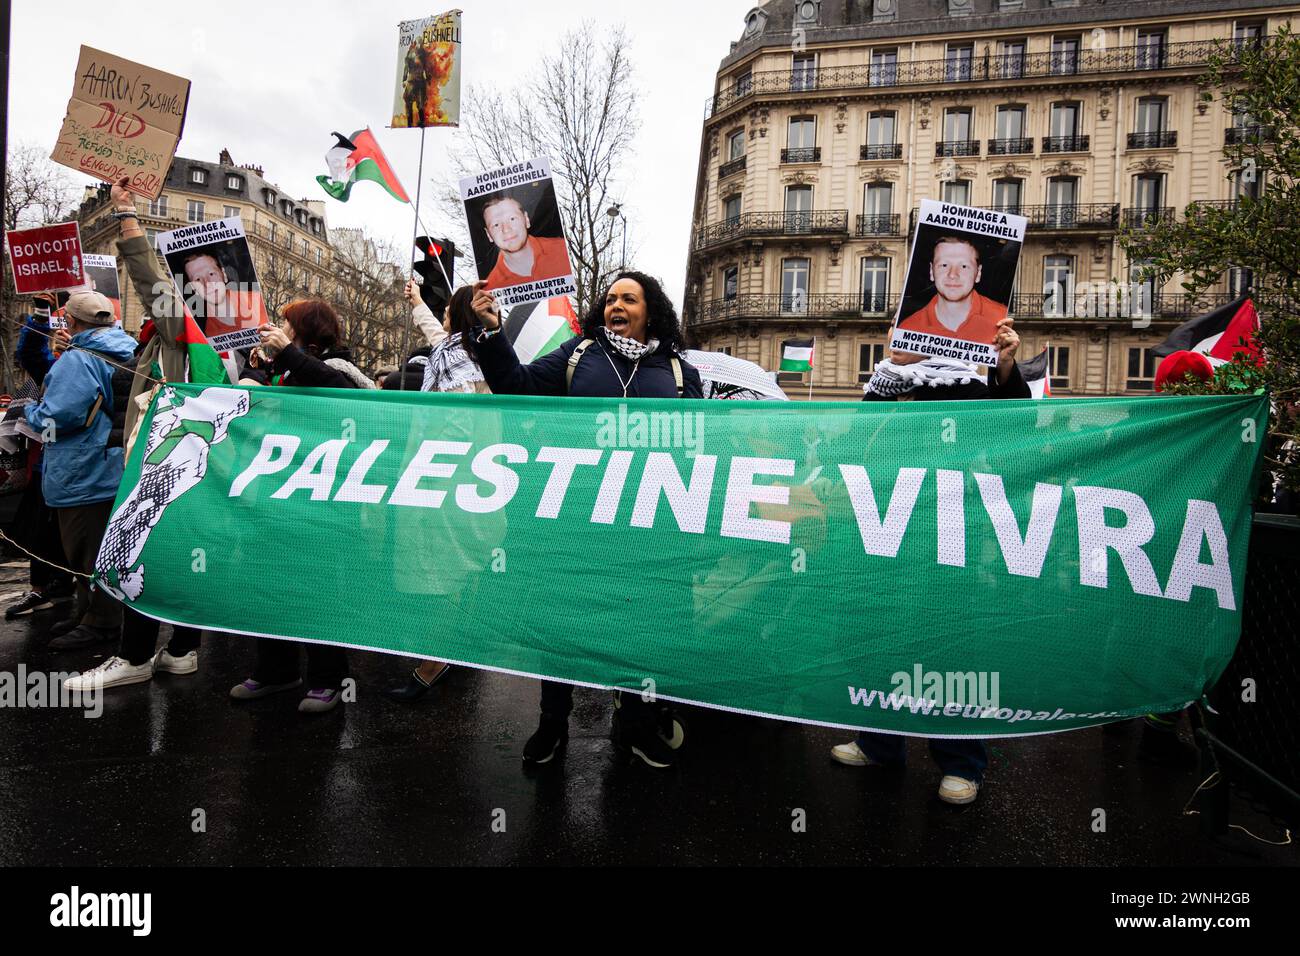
left=889, top=200, right=1028, bottom=366
left=156, top=218, right=267, bottom=351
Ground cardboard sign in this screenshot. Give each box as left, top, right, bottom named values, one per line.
left=888, top=200, right=1028, bottom=366
left=392, top=10, right=462, bottom=128
left=156, top=218, right=267, bottom=351
left=5, top=222, right=84, bottom=295
left=460, top=156, right=577, bottom=310
left=50, top=46, right=191, bottom=200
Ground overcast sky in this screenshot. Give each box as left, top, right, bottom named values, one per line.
left=8, top=1, right=751, bottom=309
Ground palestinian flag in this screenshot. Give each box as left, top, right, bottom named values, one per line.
left=780, top=338, right=814, bottom=372
left=507, top=297, right=581, bottom=364
left=317, top=129, right=410, bottom=204
left=1153, top=296, right=1262, bottom=367
left=180, top=312, right=230, bottom=385
left=1019, top=348, right=1052, bottom=399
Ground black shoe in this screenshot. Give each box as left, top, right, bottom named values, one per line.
left=383, top=664, right=451, bottom=703
left=5, top=591, right=53, bottom=619
left=523, top=716, right=568, bottom=764
left=48, top=617, right=81, bottom=638
left=47, top=624, right=118, bottom=651
left=44, top=579, right=76, bottom=601
left=656, top=704, right=686, bottom=751
left=615, top=718, right=677, bottom=768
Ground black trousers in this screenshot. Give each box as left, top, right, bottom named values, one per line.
left=252, top=639, right=348, bottom=690
left=13, top=478, right=70, bottom=591
left=55, top=499, right=120, bottom=629
left=540, top=681, right=658, bottom=728
left=119, top=605, right=201, bottom=666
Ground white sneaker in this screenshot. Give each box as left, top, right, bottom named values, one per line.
left=64, top=656, right=153, bottom=692
left=830, top=740, right=876, bottom=767
left=938, top=775, right=980, bottom=805
left=152, top=649, right=198, bottom=675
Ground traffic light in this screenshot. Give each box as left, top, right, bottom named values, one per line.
left=413, top=236, right=461, bottom=313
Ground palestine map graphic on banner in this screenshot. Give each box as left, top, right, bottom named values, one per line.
left=97, top=384, right=1264, bottom=738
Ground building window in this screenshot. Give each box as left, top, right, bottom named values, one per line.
left=269, top=223, right=277, bottom=244
left=1134, top=96, right=1166, bottom=136
left=1234, top=21, right=1265, bottom=50
left=264, top=192, right=276, bottom=208
left=943, top=107, right=973, bottom=146
left=226, top=175, right=242, bottom=190
left=997, top=39, right=1026, bottom=79
left=858, top=343, right=887, bottom=382
left=281, top=200, right=293, bottom=217
left=942, top=180, right=971, bottom=205
left=723, top=265, right=739, bottom=300
left=1044, top=255, right=1074, bottom=317
left=285, top=230, right=294, bottom=250
left=946, top=42, right=975, bottom=82
left=867, top=111, right=896, bottom=146
left=792, top=53, right=817, bottom=91
left=1231, top=167, right=1262, bottom=200
left=148, top=196, right=168, bottom=217
left=733, top=70, right=752, bottom=98
left=864, top=182, right=893, bottom=216
left=1051, top=36, right=1081, bottom=76
left=186, top=200, right=205, bottom=223
left=190, top=168, right=207, bottom=185
left=1046, top=176, right=1078, bottom=225
left=1133, top=173, right=1165, bottom=212
left=787, top=116, right=816, bottom=150
left=781, top=258, right=810, bottom=314
left=992, top=178, right=1023, bottom=213
left=1129, top=258, right=1158, bottom=317
left=723, top=194, right=742, bottom=223
left=1228, top=266, right=1253, bottom=297
left=1135, top=28, right=1167, bottom=70
left=223, top=205, right=240, bottom=219
left=995, top=105, right=1026, bottom=141
left=146, top=228, right=159, bottom=246
left=727, top=129, right=745, bottom=161
left=718, top=346, right=733, bottom=356
left=316, top=248, right=323, bottom=266
left=869, top=48, right=898, bottom=87
left=860, top=257, right=890, bottom=313
left=1048, top=345, right=1071, bottom=391
left=1127, top=347, right=1158, bottom=391
left=784, top=185, right=813, bottom=233
left=1049, top=101, right=1081, bottom=139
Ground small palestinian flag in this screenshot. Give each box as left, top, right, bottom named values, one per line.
left=780, top=338, right=814, bottom=372
left=179, top=312, right=230, bottom=385
left=1153, top=296, right=1261, bottom=367
left=1019, top=348, right=1051, bottom=400
left=509, top=297, right=580, bottom=364
left=317, top=129, right=411, bottom=204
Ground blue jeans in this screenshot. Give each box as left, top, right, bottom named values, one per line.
left=855, top=731, right=988, bottom=784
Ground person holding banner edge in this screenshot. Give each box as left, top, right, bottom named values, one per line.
left=468, top=272, right=702, bottom=768
left=835, top=317, right=1027, bottom=804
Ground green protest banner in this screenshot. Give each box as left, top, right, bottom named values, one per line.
left=95, top=383, right=1266, bottom=737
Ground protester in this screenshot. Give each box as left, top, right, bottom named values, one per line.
left=384, top=281, right=492, bottom=703
left=22, top=291, right=137, bottom=651
left=831, top=317, right=1027, bottom=804
left=468, top=270, right=702, bottom=767
left=228, top=299, right=367, bottom=714
left=481, top=193, right=571, bottom=288
left=5, top=296, right=74, bottom=620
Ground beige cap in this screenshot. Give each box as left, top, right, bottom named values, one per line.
left=64, top=291, right=115, bottom=326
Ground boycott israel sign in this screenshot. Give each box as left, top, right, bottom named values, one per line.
left=5, top=222, right=83, bottom=295
left=96, top=385, right=1264, bottom=737
left=50, top=46, right=190, bottom=200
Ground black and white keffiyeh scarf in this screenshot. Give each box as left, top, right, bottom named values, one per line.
left=864, top=357, right=980, bottom=398
left=421, top=332, right=485, bottom=393
left=601, top=326, right=659, bottom=362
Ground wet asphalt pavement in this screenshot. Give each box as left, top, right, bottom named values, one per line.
left=0, top=557, right=1293, bottom=868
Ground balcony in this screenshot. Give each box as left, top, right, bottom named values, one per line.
left=1128, top=130, right=1178, bottom=149
left=1185, top=199, right=1240, bottom=222
left=718, top=156, right=747, bottom=180
left=936, top=140, right=980, bottom=157
left=856, top=214, right=902, bottom=237
left=696, top=293, right=896, bottom=325
left=1042, top=135, right=1090, bottom=153
left=781, top=147, right=821, bottom=164
left=1225, top=125, right=1276, bottom=145
left=693, top=210, right=849, bottom=250
left=705, top=37, right=1234, bottom=116
left=1006, top=291, right=1239, bottom=321
left=988, top=137, right=1034, bottom=155
left=860, top=143, right=903, bottom=160
left=1123, top=207, right=1175, bottom=229
left=944, top=203, right=1119, bottom=230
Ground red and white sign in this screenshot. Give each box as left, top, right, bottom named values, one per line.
left=5, top=222, right=84, bottom=295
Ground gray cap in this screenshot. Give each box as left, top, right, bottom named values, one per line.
left=64, top=291, right=115, bottom=326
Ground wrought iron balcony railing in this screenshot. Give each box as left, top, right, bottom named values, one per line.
left=1123, top=207, right=1176, bottom=229
left=696, top=293, right=870, bottom=324
left=917, top=204, right=1119, bottom=231
left=1006, top=291, right=1240, bottom=321
left=1128, top=130, right=1178, bottom=149
left=860, top=143, right=903, bottom=160
left=1042, top=135, right=1090, bottom=153
left=936, top=139, right=980, bottom=157
left=693, top=210, right=849, bottom=250
left=987, top=137, right=1034, bottom=155
left=1225, top=125, right=1276, bottom=144
left=718, top=156, right=747, bottom=180
left=781, top=147, right=821, bottom=164
left=706, top=37, right=1238, bottom=116
left=856, top=214, right=902, bottom=237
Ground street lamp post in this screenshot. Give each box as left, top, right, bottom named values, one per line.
left=606, top=203, right=627, bottom=270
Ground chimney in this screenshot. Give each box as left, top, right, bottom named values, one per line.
left=218, top=148, right=233, bottom=166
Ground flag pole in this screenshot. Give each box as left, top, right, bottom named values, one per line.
left=808, top=338, right=814, bottom=401
left=399, top=126, right=427, bottom=391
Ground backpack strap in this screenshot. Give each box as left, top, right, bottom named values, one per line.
left=671, top=357, right=684, bottom=398
left=566, top=338, right=595, bottom=394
